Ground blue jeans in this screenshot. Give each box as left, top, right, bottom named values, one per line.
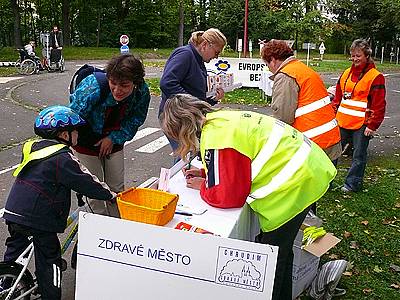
left=340, top=125, right=372, bottom=192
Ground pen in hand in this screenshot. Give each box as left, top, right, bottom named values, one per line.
left=184, top=161, right=191, bottom=179
left=175, top=211, right=193, bottom=216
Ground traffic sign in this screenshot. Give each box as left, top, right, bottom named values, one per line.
left=120, top=45, right=129, bottom=54
left=237, top=39, right=243, bottom=52
left=302, top=43, right=316, bottom=50
left=119, top=34, right=129, bottom=46
left=319, top=42, right=326, bottom=55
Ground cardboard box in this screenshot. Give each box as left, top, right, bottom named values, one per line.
left=292, top=227, right=341, bottom=299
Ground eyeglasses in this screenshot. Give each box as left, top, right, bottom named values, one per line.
left=208, top=42, right=221, bottom=57
left=204, top=37, right=222, bottom=57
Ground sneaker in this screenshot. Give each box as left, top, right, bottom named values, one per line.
left=341, top=185, right=353, bottom=193
left=333, top=287, right=346, bottom=297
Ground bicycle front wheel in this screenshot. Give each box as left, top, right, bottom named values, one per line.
left=19, top=60, right=36, bottom=75
left=0, top=262, right=34, bottom=300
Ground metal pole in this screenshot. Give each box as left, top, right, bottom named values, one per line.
left=307, top=43, right=310, bottom=66
left=381, top=47, right=384, bottom=64
left=243, top=0, right=249, bottom=58
left=397, top=47, right=399, bottom=65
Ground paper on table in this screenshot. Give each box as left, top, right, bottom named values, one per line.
left=206, top=82, right=243, bottom=98
left=176, top=204, right=207, bottom=216
left=168, top=159, right=187, bottom=178
left=158, top=168, right=170, bottom=191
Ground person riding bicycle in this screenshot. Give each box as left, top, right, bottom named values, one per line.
left=2, top=106, right=116, bottom=300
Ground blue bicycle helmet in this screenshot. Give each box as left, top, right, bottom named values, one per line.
left=34, top=105, right=86, bottom=139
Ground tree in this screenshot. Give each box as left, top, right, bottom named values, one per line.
left=11, top=0, right=22, bottom=47
left=178, top=0, right=184, bottom=46
left=62, top=0, right=71, bottom=46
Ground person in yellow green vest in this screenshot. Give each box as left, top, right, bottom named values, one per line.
left=2, top=106, right=116, bottom=300
left=160, top=94, right=336, bottom=300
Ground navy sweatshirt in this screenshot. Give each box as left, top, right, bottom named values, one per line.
left=159, top=43, right=216, bottom=115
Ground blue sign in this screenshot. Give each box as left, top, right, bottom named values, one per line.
left=120, top=45, right=129, bottom=54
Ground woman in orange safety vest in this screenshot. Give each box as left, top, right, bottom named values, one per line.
left=332, top=39, right=386, bottom=192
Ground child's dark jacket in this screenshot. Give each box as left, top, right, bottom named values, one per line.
left=4, top=139, right=115, bottom=233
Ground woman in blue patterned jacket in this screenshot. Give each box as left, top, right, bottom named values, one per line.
left=70, top=54, right=150, bottom=217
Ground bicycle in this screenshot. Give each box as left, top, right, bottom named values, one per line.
left=0, top=194, right=92, bottom=300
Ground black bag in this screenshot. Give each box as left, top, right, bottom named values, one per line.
left=69, top=64, right=110, bottom=101
left=69, top=64, right=111, bottom=150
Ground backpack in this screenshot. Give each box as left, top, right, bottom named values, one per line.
left=69, top=64, right=110, bottom=101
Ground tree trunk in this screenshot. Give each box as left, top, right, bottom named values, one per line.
left=178, top=0, right=184, bottom=46
left=62, top=0, right=71, bottom=45
left=11, top=0, right=22, bottom=47
left=191, top=0, right=196, bottom=31
left=96, top=9, right=101, bottom=47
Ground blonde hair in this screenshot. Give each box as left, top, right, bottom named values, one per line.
left=189, top=28, right=227, bottom=48
left=350, top=39, right=373, bottom=63
left=160, top=94, right=217, bottom=160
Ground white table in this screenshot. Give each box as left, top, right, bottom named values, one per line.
left=143, top=159, right=260, bottom=241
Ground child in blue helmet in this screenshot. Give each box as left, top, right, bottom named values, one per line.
left=2, top=105, right=116, bottom=300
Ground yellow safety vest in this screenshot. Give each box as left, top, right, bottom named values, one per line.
left=13, top=140, right=67, bottom=177
left=200, top=110, right=336, bottom=232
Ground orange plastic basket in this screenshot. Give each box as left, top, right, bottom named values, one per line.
left=117, top=187, right=179, bottom=226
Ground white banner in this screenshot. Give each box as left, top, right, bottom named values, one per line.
left=205, top=57, right=267, bottom=88
left=76, top=212, right=278, bottom=299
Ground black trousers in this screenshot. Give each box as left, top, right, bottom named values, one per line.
left=4, top=222, right=62, bottom=300
left=255, top=206, right=310, bottom=300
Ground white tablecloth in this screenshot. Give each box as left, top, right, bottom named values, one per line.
left=144, top=159, right=260, bottom=241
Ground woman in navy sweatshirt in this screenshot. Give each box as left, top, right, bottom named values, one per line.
left=159, top=28, right=227, bottom=151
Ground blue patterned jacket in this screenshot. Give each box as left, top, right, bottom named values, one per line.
left=69, top=73, right=150, bottom=148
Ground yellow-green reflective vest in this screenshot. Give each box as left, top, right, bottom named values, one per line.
left=200, top=110, right=336, bottom=232
left=13, top=140, right=67, bottom=177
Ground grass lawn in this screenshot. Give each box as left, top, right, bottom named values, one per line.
left=2, top=46, right=400, bottom=73
left=304, top=156, right=400, bottom=299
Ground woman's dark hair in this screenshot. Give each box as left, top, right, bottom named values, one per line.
left=106, top=54, right=145, bottom=85
left=261, top=39, right=294, bottom=63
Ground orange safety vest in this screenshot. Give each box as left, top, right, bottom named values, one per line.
left=280, top=60, right=340, bottom=149
left=336, top=67, right=381, bottom=130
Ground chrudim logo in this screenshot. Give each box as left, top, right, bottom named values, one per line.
left=215, top=247, right=268, bottom=291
